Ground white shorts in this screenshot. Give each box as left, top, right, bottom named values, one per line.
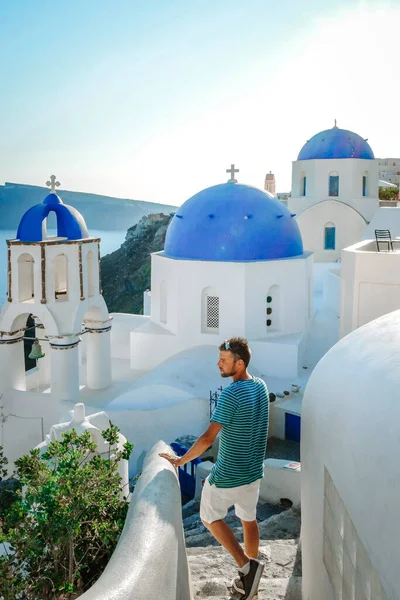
left=200, top=476, right=261, bottom=524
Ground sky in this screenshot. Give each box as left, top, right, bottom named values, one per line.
left=0, top=0, right=399, bottom=206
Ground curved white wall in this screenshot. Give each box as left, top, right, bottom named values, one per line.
left=79, top=441, right=192, bottom=600
left=296, top=200, right=366, bottom=262
left=301, top=310, right=400, bottom=600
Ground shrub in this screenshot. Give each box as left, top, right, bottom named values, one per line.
left=0, top=446, right=20, bottom=518
left=0, top=425, right=133, bottom=599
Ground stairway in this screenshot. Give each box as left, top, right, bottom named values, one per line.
left=183, top=501, right=302, bottom=600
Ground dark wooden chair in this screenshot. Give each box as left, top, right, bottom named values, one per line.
left=375, top=229, right=394, bottom=252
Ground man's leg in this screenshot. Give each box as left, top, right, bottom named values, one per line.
left=202, top=519, right=248, bottom=568
left=241, top=519, right=259, bottom=559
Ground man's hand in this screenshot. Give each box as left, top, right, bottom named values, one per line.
left=159, top=452, right=184, bottom=468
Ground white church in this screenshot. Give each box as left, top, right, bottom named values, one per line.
left=1, top=124, right=399, bottom=600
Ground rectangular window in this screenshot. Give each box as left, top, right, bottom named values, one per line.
left=325, top=227, right=336, bottom=250
left=329, top=176, right=339, bottom=197
left=362, top=176, right=367, bottom=197
left=206, top=296, right=219, bottom=329
left=302, top=176, right=307, bottom=196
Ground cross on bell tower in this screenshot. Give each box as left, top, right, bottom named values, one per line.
left=226, top=164, right=239, bottom=183
left=46, top=174, right=61, bottom=193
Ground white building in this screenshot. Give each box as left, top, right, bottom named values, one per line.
left=340, top=237, right=400, bottom=338
left=126, top=179, right=313, bottom=379
left=289, top=123, right=380, bottom=262
left=301, top=309, right=399, bottom=600
left=0, top=179, right=112, bottom=465
left=377, top=157, right=400, bottom=186
left=0, top=172, right=319, bottom=473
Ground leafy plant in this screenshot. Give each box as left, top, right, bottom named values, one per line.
left=0, top=446, right=20, bottom=518
left=379, top=186, right=399, bottom=201
left=0, top=425, right=133, bottom=599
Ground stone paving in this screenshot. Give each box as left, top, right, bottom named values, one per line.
left=184, top=502, right=302, bottom=600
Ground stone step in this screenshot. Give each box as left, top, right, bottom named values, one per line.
left=187, top=539, right=301, bottom=599
left=189, top=576, right=302, bottom=599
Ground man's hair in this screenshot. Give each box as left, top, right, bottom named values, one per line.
left=219, top=337, right=252, bottom=368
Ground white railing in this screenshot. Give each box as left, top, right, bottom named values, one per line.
left=79, top=440, right=192, bottom=600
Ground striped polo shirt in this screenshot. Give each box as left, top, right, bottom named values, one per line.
left=209, top=376, right=269, bottom=488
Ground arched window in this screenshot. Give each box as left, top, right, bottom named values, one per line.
left=300, top=172, right=307, bottom=197
left=266, top=285, right=281, bottom=332
left=201, top=286, right=219, bottom=334
left=18, top=253, right=35, bottom=302
left=160, top=280, right=167, bottom=324
left=362, top=172, right=368, bottom=197
left=324, top=223, right=336, bottom=250
left=54, top=254, right=68, bottom=301
left=329, top=171, right=339, bottom=197
left=87, top=251, right=95, bottom=297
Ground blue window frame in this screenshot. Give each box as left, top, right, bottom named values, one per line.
left=325, top=226, right=336, bottom=250
left=362, top=175, right=367, bottom=197
left=329, top=175, right=339, bottom=197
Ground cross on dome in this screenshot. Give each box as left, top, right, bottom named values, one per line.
left=46, top=174, right=61, bottom=193
left=226, top=164, right=239, bottom=183
left=334, top=119, right=338, bottom=128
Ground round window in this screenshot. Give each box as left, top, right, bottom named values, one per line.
left=267, top=308, right=272, bottom=315
left=267, top=319, right=272, bottom=326
left=267, top=296, right=272, bottom=303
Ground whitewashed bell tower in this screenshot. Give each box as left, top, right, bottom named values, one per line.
left=0, top=176, right=112, bottom=403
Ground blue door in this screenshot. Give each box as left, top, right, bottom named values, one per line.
left=285, top=413, right=301, bottom=442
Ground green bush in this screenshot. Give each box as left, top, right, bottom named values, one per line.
left=0, top=425, right=133, bottom=599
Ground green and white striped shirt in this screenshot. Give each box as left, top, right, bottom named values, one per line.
left=209, top=377, right=269, bottom=488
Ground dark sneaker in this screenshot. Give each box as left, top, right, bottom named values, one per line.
left=228, top=560, right=264, bottom=600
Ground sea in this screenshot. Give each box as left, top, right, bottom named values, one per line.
left=0, top=229, right=127, bottom=304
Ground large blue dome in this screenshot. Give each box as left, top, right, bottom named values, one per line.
left=298, top=126, right=374, bottom=160
left=17, top=192, right=89, bottom=242
left=164, top=183, right=303, bottom=262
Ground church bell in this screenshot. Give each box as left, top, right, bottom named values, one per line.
left=28, top=339, right=45, bottom=360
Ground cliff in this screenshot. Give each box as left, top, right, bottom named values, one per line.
left=0, top=182, right=176, bottom=231
left=101, top=213, right=172, bottom=314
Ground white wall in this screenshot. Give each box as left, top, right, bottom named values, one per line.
left=111, top=313, right=150, bottom=359
left=130, top=252, right=313, bottom=375
left=340, top=239, right=400, bottom=337
left=79, top=441, right=192, bottom=600
left=0, top=388, right=71, bottom=469
left=107, top=394, right=209, bottom=476
left=322, top=269, right=341, bottom=316
left=296, top=200, right=366, bottom=262
left=301, top=310, right=400, bottom=600
left=259, top=459, right=301, bottom=508
left=290, top=158, right=379, bottom=222
left=363, top=206, right=400, bottom=240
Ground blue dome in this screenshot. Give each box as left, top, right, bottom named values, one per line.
left=17, top=192, right=89, bottom=242
left=298, top=126, right=374, bottom=160
left=164, top=183, right=303, bottom=262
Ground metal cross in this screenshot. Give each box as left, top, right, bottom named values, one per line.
left=334, top=119, right=337, bottom=128
left=226, top=164, right=239, bottom=183
left=46, top=175, right=61, bottom=193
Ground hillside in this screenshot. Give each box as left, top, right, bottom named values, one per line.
left=0, top=182, right=176, bottom=230
left=101, top=213, right=172, bottom=314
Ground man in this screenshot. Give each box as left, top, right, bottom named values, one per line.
left=160, top=337, right=269, bottom=600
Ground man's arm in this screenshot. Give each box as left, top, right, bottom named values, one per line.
left=159, top=421, right=222, bottom=467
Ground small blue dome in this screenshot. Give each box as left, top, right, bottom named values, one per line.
left=298, top=126, right=374, bottom=160
left=17, top=192, right=89, bottom=242
left=164, top=183, right=303, bottom=262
